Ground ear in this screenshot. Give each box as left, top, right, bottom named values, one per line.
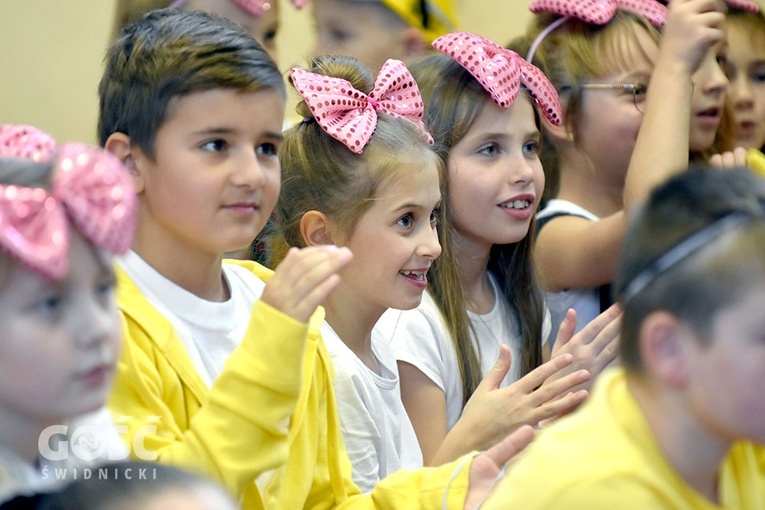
left=400, top=26, right=430, bottom=60
left=300, top=210, right=336, bottom=247
left=104, top=132, right=145, bottom=194
left=639, top=311, right=689, bottom=388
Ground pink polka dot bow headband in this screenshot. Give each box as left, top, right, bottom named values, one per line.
left=169, top=0, right=308, bottom=17
left=290, top=59, right=434, bottom=155
left=526, top=0, right=760, bottom=61
left=432, top=32, right=563, bottom=126
left=0, top=125, right=137, bottom=280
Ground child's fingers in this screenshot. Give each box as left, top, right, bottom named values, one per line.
left=287, top=273, right=343, bottom=322
left=514, top=353, right=573, bottom=392
left=531, top=369, right=590, bottom=407
left=536, top=390, right=589, bottom=428
left=551, top=309, right=577, bottom=350
left=570, top=304, right=621, bottom=348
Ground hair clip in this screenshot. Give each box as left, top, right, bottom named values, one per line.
left=290, top=59, right=433, bottom=154
left=433, top=31, right=562, bottom=126
left=0, top=126, right=136, bottom=280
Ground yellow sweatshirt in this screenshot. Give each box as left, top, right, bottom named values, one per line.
left=109, top=260, right=472, bottom=510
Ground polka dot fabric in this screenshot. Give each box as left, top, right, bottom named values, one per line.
left=432, top=32, right=563, bottom=126
left=0, top=124, right=56, bottom=164
left=290, top=59, right=433, bottom=155
left=529, top=0, right=667, bottom=27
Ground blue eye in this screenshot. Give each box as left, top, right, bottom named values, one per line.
left=35, top=293, right=62, bottom=316
left=429, top=208, right=440, bottom=226
left=397, top=213, right=414, bottom=229
left=523, top=140, right=540, bottom=155
left=478, top=143, right=500, bottom=156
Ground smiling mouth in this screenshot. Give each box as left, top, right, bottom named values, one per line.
left=400, top=270, right=427, bottom=281
left=499, top=199, right=531, bottom=209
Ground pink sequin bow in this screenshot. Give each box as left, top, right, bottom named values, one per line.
left=529, top=0, right=667, bottom=26
left=290, top=59, right=434, bottom=155
left=0, top=126, right=137, bottom=280
left=432, top=32, right=563, bottom=126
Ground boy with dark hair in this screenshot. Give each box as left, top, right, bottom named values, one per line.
left=484, top=166, right=765, bottom=508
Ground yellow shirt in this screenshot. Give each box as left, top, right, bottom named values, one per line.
left=110, top=260, right=473, bottom=510
left=747, top=148, right=765, bottom=177
left=484, top=368, right=765, bottom=509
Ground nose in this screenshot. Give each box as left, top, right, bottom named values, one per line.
left=694, top=55, right=728, bottom=99
left=416, top=222, right=442, bottom=260
left=232, top=149, right=266, bottom=189
left=729, top=75, right=754, bottom=109
left=509, top=156, right=537, bottom=186
left=74, top=292, right=120, bottom=353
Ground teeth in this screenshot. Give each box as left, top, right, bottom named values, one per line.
left=401, top=270, right=425, bottom=281
left=502, top=200, right=529, bottom=209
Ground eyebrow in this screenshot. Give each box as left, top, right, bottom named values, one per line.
left=190, top=127, right=284, bottom=141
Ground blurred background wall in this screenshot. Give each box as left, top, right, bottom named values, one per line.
left=0, top=0, right=533, bottom=144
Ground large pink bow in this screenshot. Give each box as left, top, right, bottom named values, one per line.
left=433, top=32, right=563, bottom=126
left=529, top=0, right=667, bottom=26
left=290, top=59, right=434, bottom=155
left=0, top=124, right=56, bottom=164
left=0, top=133, right=136, bottom=280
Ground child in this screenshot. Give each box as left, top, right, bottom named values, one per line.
left=310, top=0, right=459, bottom=74
left=110, top=0, right=307, bottom=58
left=713, top=5, right=765, bottom=174
left=0, top=124, right=136, bottom=503
left=375, top=31, right=623, bottom=467
left=101, top=9, right=538, bottom=509
left=483, top=166, right=765, bottom=508
left=270, top=54, right=440, bottom=492
left=517, top=0, right=737, bottom=345
left=718, top=5, right=765, bottom=153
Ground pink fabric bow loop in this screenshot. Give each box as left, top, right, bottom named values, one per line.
left=0, top=186, right=68, bottom=280
left=529, top=0, right=667, bottom=27
left=0, top=124, right=56, bottom=164
left=723, top=0, right=760, bottom=12
left=53, top=143, right=137, bottom=257
left=290, top=59, right=433, bottom=154
left=433, top=32, right=562, bottom=126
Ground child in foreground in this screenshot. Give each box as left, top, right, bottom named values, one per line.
left=484, top=166, right=765, bottom=508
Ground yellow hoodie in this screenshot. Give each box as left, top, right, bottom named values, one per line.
left=109, top=259, right=472, bottom=510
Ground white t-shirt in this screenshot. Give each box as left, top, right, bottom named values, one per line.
left=322, top=323, right=423, bottom=493
left=536, top=199, right=603, bottom=346
left=117, top=251, right=265, bottom=386
left=376, top=276, right=550, bottom=431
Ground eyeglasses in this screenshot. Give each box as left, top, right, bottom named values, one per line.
left=581, top=83, right=648, bottom=113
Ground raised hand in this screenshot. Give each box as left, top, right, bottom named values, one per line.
left=260, top=245, right=353, bottom=323
left=445, top=348, right=589, bottom=455
left=660, top=0, right=727, bottom=74
left=548, top=303, right=622, bottom=394
left=709, top=147, right=749, bottom=169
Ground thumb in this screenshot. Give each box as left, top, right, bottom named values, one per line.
left=552, top=308, right=577, bottom=351
left=475, top=345, right=512, bottom=393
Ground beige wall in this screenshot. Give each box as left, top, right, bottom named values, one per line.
left=0, top=0, right=532, bottom=144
